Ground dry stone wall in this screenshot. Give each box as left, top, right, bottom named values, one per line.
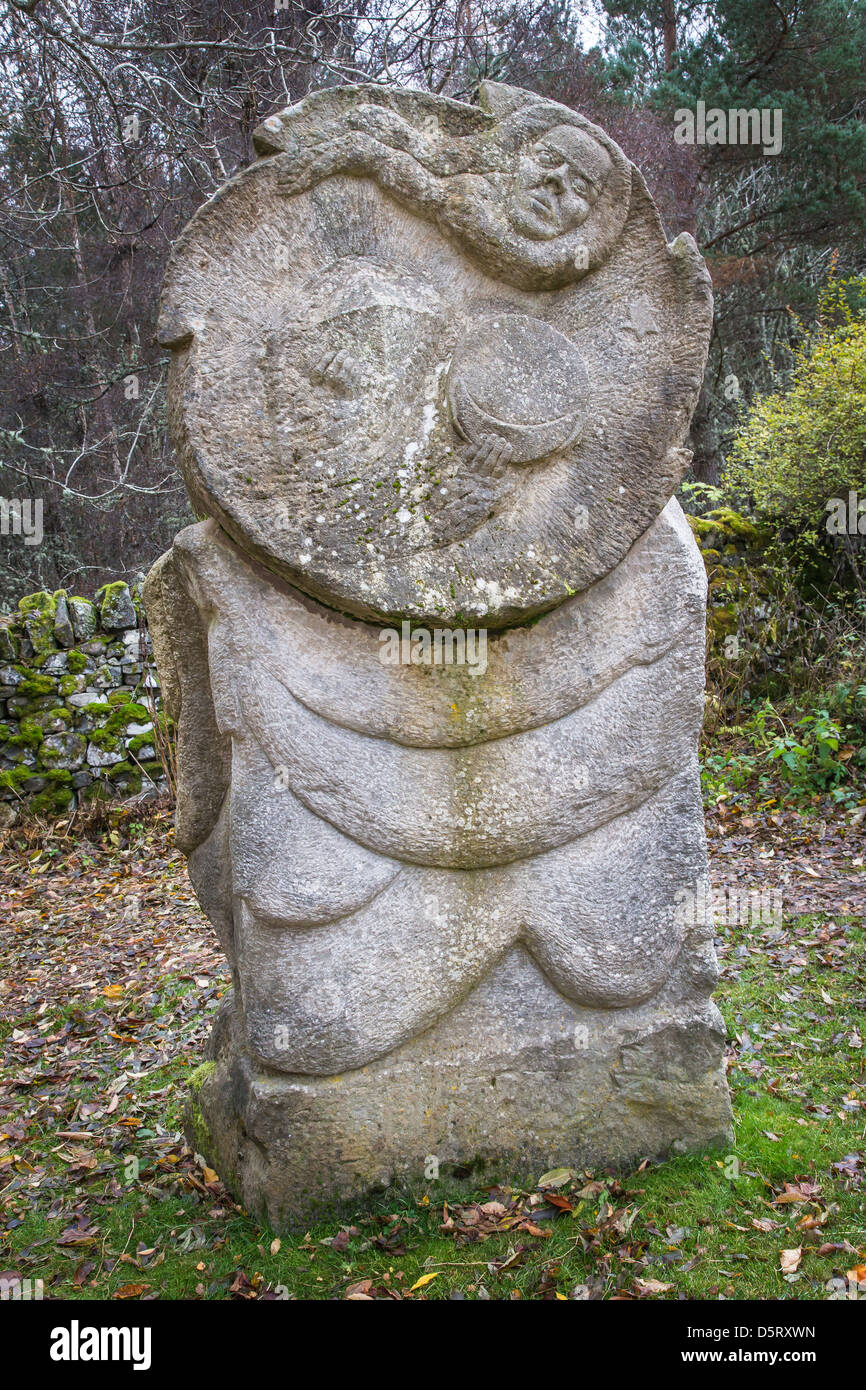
left=0, top=581, right=166, bottom=823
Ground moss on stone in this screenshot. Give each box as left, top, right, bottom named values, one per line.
left=687, top=515, right=718, bottom=540
left=17, top=591, right=58, bottom=657
left=0, top=624, right=18, bottom=661
left=30, top=706, right=73, bottom=732
left=96, top=581, right=137, bottom=630
left=2, top=579, right=161, bottom=815
left=96, top=580, right=127, bottom=602
left=707, top=606, right=738, bottom=638
left=6, top=738, right=39, bottom=756
left=0, top=766, right=33, bottom=792
left=102, top=701, right=148, bottom=733
left=3, top=745, right=35, bottom=766
left=15, top=718, right=44, bottom=747
left=28, top=771, right=74, bottom=817
left=127, top=732, right=156, bottom=756
left=39, top=735, right=84, bottom=766
left=75, top=704, right=148, bottom=755
left=704, top=507, right=763, bottom=545
left=105, top=757, right=133, bottom=777
left=183, top=1095, right=214, bottom=1166
left=88, top=727, right=122, bottom=753
left=188, top=1061, right=216, bottom=1094
left=80, top=779, right=113, bottom=805
left=45, top=768, right=72, bottom=785
left=13, top=670, right=56, bottom=698
left=0, top=764, right=66, bottom=794
left=106, top=761, right=142, bottom=792
left=17, top=591, right=55, bottom=617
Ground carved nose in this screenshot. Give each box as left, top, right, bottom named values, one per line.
left=544, top=165, right=568, bottom=193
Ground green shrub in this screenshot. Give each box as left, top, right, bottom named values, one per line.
left=701, top=693, right=865, bottom=808
left=726, top=274, right=866, bottom=577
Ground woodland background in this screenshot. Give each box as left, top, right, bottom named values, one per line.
left=0, top=0, right=862, bottom=590
left=0, top=0, right=865, bottom=796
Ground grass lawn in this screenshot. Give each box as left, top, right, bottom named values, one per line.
left=0, top=806, right=864, bottom=1301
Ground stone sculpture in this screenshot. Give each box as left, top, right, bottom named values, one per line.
left=145, top=80, right=732, bottom=1228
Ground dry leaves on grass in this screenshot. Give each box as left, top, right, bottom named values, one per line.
left=707, top=802, right=866, bottom=919
left=440, top=1190, right=553, bottom=1244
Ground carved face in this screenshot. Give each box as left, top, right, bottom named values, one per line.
left=508, top=125, right=613, bottom=241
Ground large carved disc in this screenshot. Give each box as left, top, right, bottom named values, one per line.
left=159, top=82, right=712, bottom=627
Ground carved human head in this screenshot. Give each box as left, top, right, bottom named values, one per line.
left=508, top=124, right=614, bottom=241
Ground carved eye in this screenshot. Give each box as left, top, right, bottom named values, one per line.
left=572, top=175, right=589, bottom=194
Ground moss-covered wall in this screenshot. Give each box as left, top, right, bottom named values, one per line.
left=684, top=506, right=769, bottom=648
left=0, top=582, right=167, bottom=824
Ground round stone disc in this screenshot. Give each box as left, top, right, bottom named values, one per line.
left=159, top=85, right=712, bottom=628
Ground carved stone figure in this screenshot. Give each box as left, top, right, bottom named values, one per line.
left=146, top=80, right=732, bottom=1228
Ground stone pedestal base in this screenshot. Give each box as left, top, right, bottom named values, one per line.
left=186, top=949, right=732, bottom=1230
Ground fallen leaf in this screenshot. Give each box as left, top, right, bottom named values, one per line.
left=409, top=1272, right=439, bottom=1292
left=344, top=1279, right=374, bottom=1300
left=635, top=1277, right=674, bottom=1295
left=537, top=1167, right=574, bottom=1190
left=545, top=1192, right=574, bottom=1212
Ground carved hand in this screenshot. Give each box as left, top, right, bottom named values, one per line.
left=313, top=349, right=365, bottom=394
left=462, top=433, right=514, bottom=477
